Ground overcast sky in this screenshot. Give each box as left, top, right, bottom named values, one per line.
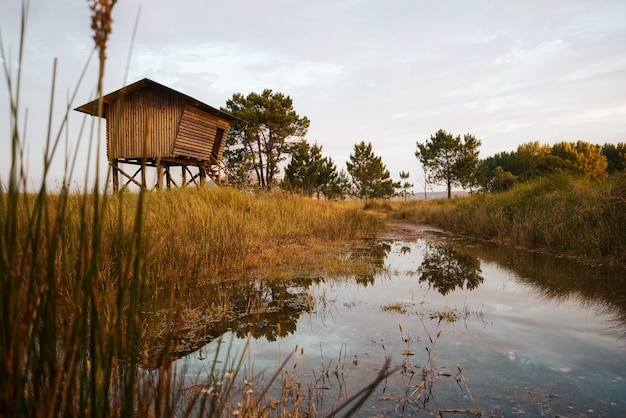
left=1, top=0, right=625, bottom=191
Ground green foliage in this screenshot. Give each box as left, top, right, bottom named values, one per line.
left=283, top=140, right=339, bottom=199
left=397, top=170, right=413, bottom=200
left=221, top=90, right=310, bottom=189
left=479, top=142, right=574, bottom=192
left=551, top=140, right=608, bottom=178
left=480, top=140, right=617, bottom=191
left=326, top=168, right=352, bottom=200
left=455, top=133, right=482, bottom=192
left=517, top=141, right=553, bottom=173
left=415, top=129, right=482, bottom=198
left=601, top=142, right=626, bottom=174
left=489, top=166, right=519, bottom=192
left=346, top=141, right=394, bottom=199
left=478, top=150, right=520, bottom=190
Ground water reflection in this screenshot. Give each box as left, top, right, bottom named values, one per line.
left=417, top=241, right=484, bottom=295
left=158, top=233, right=626, bottom=365
left=176, top=232, right=626, bottom=416
left=148, top=242, right=391, bottom=361
left=226, top=278, right=317, bottom=342
left=349, top=241, right=391, bottom=286
left=450, top=238, right=626, bottom=330
left=145, top=277, right=323, bottom=363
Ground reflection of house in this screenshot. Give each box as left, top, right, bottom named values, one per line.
left=75, top=78, right=236, bottom=191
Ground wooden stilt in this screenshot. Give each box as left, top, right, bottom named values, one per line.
left=199, top=166, right=206, bottom=185
left=112, top=159, right=119, bottom=192
left=156, top=158, right=163, bottom=190
left=141, top=160, right=147, bottom=189
left=165, top=164, right=172, bottom=189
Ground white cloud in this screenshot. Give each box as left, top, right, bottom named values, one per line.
left=127, top=42, right=345, bottom=98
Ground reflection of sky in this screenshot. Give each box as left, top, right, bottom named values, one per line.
left=179, top=239, right=626, bottom=416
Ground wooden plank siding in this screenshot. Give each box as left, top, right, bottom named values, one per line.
left=106, top=86, right=185, bottom=159
left=173, top=104, right=229, bottom=162
left=173, top=104, right=214, bottom=160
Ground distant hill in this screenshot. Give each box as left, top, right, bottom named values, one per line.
left=396, top=190, right=470, bottom=200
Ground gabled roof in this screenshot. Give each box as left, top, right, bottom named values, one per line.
left=74, top=78, right=237, bottom=121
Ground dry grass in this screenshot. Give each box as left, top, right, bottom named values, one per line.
left=38, top=187, right=383, bottom=283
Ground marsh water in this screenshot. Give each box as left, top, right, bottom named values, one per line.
left=175, top=225, right=626, bottom=416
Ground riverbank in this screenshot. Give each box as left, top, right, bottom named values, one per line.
left=380, top=173, right=626, bottom=267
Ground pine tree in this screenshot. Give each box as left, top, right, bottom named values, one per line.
left=346, top=141, right=394, bottom=199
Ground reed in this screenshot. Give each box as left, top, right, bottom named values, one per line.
left=380, top=323, right=483, bottom=416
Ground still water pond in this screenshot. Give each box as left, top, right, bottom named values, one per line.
left=176, top=227, right=626, bottom=416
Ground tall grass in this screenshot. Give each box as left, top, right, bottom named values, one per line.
left=41, top=188, right=382, bottom=283
left=1, top=2, right=387, bottom=416
left=388, top=173, right=626, bottom=266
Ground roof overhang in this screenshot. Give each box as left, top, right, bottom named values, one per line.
left=74, top=78, right=238, bottom=122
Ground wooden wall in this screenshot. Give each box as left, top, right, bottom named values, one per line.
left=106, top=86, right=185, bottom=159
left=106, top=85, right=231, bottom=163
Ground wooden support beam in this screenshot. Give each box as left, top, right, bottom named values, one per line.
left=188, top=171, right=200, bottom=186
left=104, top=157, right=226, bottom=191
left=111, top=160, right=119, bottom=192
left=166, top=166, right=178, bottom=188
left=117, top=165, right=146, bottom=189
left=141, top=160, right=147, bottom=189
left=156, top=158, right=163, bottom=190
left=199, top=166, right=206, bottom=185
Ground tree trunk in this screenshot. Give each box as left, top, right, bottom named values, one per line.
left=255, top=133, right=266, bottom=187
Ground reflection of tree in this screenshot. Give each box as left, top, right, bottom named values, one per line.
left=225, top=277, right=320, bottom=342
left=417, top=242, right=483, bottom=295
left=149, top=231, right=395, bottom=361
left=229, top=280, right=306, bottom=342
left=147, top=277, right=324, bottom=362
left=458, top=239, right=626, bottom=331
left=350, top=241, right=391, bottom=286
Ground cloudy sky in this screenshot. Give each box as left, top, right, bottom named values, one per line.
left=1, top=0, right=625, bottom=190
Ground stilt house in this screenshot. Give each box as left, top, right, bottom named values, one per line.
left=75, top=78, right=236, bottom=190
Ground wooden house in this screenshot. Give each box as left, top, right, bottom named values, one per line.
left=75, top=78, right=236, bottom=191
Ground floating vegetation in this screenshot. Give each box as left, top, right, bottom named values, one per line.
left=428, top=305, right=487, bottom=325
left=381, top=302, right=411, bottom=314
left=430, top=309, right=460, bottom=323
